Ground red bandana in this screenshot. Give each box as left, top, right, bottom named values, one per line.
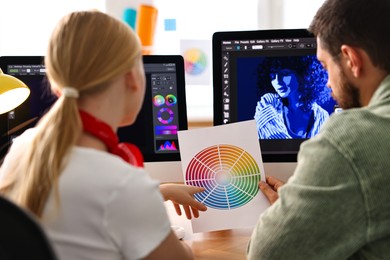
left=79, top=110, right=144, bottom=168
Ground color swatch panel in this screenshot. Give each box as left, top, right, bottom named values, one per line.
left=185, top=144, right=261, bottom=210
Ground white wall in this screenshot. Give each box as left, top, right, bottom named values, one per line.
left=0, top=0, right=326, bottom=56
left=282, top=0, right=325, bottom=28
left=257, top=0, right=284, bottom=29
left=0, top=0, right=105, bottom=56
left=257, top=0, right=325, bottom=29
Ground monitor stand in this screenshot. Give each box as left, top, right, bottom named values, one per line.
left=264, top=162, right=297, bottom=182
left=145, top=161, right=184, bottom=183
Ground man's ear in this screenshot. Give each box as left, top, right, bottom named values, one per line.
left=340, top=45, right=363, bottom=78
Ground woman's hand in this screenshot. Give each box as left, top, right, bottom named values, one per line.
left=160, top=183, right=207, bottom=219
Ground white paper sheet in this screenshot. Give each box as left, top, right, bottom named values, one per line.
left=178, top=120, right=270, bottom=233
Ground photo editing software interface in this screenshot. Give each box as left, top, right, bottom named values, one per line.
left=213, top=30, right=338, bottom=162
left=149, top=64, right=180, bottom=153
left=0, top=56, right=187, bottom=163
left=118, top=58, right=187, bottom=162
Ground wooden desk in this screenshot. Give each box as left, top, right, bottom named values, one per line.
left=165, top=202, right=252, bottom=260
left=185, top=229, right=252, bottom=260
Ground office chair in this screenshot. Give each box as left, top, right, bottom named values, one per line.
left=0, top=195, right=57, bottom=260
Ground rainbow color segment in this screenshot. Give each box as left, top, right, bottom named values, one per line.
left=185, top=144, right=261, bottom=210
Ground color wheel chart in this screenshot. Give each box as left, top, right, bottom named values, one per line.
left=185, top=144, right=261, bottom=210
left=183, top=48, right=207, bottom=75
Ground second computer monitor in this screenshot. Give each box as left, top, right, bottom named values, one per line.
left=213, top=29, right=337, bottom=162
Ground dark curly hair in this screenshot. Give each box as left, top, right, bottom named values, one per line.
left=256, top=55, right=330, bottom=112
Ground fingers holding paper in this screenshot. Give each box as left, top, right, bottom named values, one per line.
left=258, top=176, right=285, bottom=205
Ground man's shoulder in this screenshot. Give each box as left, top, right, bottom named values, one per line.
left=321, top=107, right=377, bottom=136
left=315, top=106, right=390, bottom=156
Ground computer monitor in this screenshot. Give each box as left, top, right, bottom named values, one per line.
left=121, top=55, right=188, bottom=182
left=212, top=29, right=337, bottom=180
left=0, top=56, right=56, bottom=161
left=0, top=55, right=187, bottom=182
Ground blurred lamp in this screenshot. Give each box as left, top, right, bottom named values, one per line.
left=0, top=68, right=30, bottom=114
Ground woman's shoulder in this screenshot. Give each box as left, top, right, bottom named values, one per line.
left=68, top=147, right=155, bottom=186
left=63, top=148, right=164, bottom=217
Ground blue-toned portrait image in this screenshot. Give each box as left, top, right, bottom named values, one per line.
left=236, top=55, right=336, bottom=139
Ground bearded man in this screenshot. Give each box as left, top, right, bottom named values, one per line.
left=247, top=0, right=390, bottom=259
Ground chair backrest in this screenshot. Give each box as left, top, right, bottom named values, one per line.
left=0, top=195, right=57, bottom=260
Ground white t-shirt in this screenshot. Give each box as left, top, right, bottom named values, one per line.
left=1, top=130, right=171, bottom=260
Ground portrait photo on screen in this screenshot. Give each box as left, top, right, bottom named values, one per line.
left=235, top=55, right=336, bottom=140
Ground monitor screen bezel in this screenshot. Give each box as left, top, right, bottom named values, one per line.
left=212, top=29, right=322, bottom=163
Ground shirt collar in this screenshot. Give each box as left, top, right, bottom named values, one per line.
left=368, top=74, right=390, bottom=107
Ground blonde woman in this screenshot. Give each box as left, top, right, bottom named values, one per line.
left=0, top=11, right=206, bottom=260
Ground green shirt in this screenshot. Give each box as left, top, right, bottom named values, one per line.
left=247, top=75, right=390, bottom=259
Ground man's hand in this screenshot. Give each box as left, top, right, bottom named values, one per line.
left=258, top=176, right=285, bottom=205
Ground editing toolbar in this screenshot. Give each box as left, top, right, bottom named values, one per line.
left=7, top=64, right=46, bottom=75
left=221, top=37, right=316, bottom=52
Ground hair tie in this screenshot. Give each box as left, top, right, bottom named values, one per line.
left=62, top=87, right=79, bottom=98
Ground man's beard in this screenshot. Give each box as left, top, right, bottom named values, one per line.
left=335, top=68, right=361, bottom=109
